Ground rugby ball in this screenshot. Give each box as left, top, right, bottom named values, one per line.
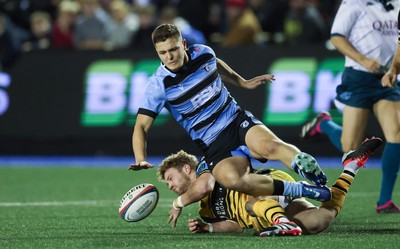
left=119, top=183, right=159, bottom=222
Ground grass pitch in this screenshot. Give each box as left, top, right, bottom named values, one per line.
left=1, top=164, right=399, bottom=249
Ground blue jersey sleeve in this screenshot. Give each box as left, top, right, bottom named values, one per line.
left=139, top=74, right=167, bottom=116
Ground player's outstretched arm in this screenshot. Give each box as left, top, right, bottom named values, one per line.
left=188, top=218, right=242, bottom=233
left=129, top=114, right=155, bottom=171
left=168, top=173, right=215, bottom=227
left=216, top=58, right=275, bottom=89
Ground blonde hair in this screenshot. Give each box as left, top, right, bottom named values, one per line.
left=110, top=0, right=129, bottom=12
left=157, top=150, right=198, bottom=181
left=59, top=0, right=80, bottom=14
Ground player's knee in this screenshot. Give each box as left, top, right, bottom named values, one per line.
left=298, top=214, right=334, bottom=235
left=256, top=139, right=281, bottom=158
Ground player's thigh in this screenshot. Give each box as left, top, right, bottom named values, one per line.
left=285, top=199, right=334, bottom=235
left=285, top=198, right=316, bottom=218
left=342, top=106, right=369, bottom=151
left=244, top=124, right=283, bottom=157
left=212, top=156, right=251, bottom=187
left=245, top=124, right=300, bottom=166
left=373, top=100, right=400, bottom=143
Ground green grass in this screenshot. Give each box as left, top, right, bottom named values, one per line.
left=0, top=166, right=399, bottom=249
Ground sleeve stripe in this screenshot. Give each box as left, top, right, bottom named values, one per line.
left=137, top=108, right=158, bottom=119
left=330, top=33, right=345, bottom=38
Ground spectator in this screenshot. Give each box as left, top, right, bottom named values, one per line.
left=207, top=1, right=225, bottom=43
left=0, top=14, right=21, bottom=69
left=220, top=0, right=263, bottom=47
left=74, top=0, right=110, bottom=50
left=174, top=0, right=213, bottom=42
left=314, top=0, right=341, bottom=28
left=248, top=0, right=289, bottom=44
left=129, top=4, right=157, bottom=50
left=159, top=5, right=206, bottom=46
left=21, top=11, right=53, bottom=52
left=283, top=0, right=327, bottom=44
left=0, top=0, right=58, bottom=32
left=107, top=0, right=139, bottom=50
left=52, top=0, right=80, bottom=49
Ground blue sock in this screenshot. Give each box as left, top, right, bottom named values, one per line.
left=320, top=120, right=343, bottom=152
left=282, top=181, right=302, bottom=197
left=377, top=142, right=400, bottom=206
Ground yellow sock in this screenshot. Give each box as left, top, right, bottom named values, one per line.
left=252, top=199, right=286, bottom=225
left=321, top=170, right=355, bottom=215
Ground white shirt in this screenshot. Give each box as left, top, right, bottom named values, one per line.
left=331, top=0, right=399, bottom=72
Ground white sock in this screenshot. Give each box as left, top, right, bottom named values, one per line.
left=274, top=216, right=290, bottom=224
left=343, top=159, right=359, bottom=175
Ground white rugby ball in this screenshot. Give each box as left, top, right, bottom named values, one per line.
left=119, top=183, right=159, bottom=222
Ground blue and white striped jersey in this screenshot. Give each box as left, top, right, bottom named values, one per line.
left=331, top=0, right=399, bottom=72
left=138, top=44, right=241, bottom=146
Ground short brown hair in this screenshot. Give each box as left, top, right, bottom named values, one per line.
left=157, top=150, right=198, bottom=181
left=151, top=23, right=182, bottom=45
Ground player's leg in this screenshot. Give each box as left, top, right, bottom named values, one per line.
left=212, top=156, right=274, bottom=196
left=341, top=106, right=369, bottom=152
left=373, top=100, right=400, bottom=213
left=245, top=197, right=302, bottom=236
left=286, top=199, right=334, bottom=235
left=244, top=124, right=300, bottom=167
left=320, top=137, right=382, bottom=214
left=309, top=106, right=368, bottom=153
left=246, top=124, right=328, bottom=185
left=246, top=169, right=307, bottom=236
left=289, top=137, right=383, bottom=234
left=300, top=111, right=343, bottom=151
left=269, top=168, right=333, bottom=235
left=212, top=157, right=331, bottom=201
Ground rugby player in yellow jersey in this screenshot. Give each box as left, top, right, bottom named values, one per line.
left=157, top=137, right=381, bottom=236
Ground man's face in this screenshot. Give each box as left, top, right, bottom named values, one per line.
left=164, top=167, right=191, bottom=195
left=154, top=37, right=187, bottom=72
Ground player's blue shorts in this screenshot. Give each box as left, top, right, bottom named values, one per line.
left=196, top=109, right=265, bottom=171
left=336, top=67, right=400, bottom=109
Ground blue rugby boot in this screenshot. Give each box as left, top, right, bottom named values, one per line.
left=299, top=181, right=331, bottom=202
left=293, top=152, right=328, bottom=186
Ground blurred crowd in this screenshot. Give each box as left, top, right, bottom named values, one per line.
left=0, top=0, right=341, bottom=69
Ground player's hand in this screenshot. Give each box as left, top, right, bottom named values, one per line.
left=168, top=207, right=182, bottom=228
left=381, top=72, right=398, bottom=88
left=188, top=218, right=206, bottom=233
left=128, top=161, right=154, bottom=171
left=242, top=74, right=275, bottom=89
left=360, top=57, right=381, bottom=73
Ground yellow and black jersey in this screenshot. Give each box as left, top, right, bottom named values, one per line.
left=199, top=183, right=253, bottom=229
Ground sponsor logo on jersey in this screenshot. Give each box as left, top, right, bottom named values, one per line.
left=240, top=120, right=249, bottom=128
